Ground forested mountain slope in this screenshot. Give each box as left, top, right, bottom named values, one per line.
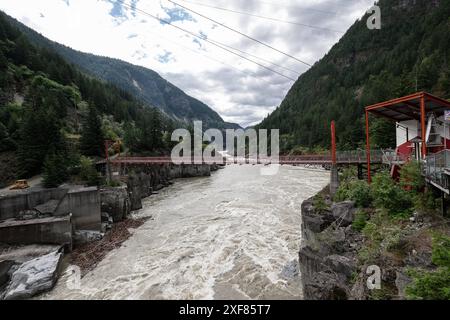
left=258, top=0, right=450, bottom=151
left=3, top=13, right=238, bottom=130
left=0, top=11, right=170, bottom=186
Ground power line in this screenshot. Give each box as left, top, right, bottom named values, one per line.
left=251, top=0, right=338, bottom=16
left=139, top=27, right=271, bottom=81
left=113, top=0, right=298, bottom=81
left=208, top=38, right=301, bottom=76
left=178, top=0, right=344, bottom=33
left=166, top=0, right=312, bottom=67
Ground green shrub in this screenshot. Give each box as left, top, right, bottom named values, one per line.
left=335, top=179, right=371, bottom=208
left=78, top=156, right=100, bottom=186
left=399, top=160, right=424, bottom=193
left=432, top=234, right=450, bottom=268
left=348, top=180, right=372, bottom=207
left=352, top=210, right=368, bottom=231
left=313, top=194, right=329, bottom=214
left=406, top=234, right=450, bottom=300
left=414, top=190, right=440, bottom=215
left=406, top=268, right=450, bottom=300
left=370, top=172, right=413, bottom=216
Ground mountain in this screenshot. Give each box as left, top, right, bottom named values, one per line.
left=258, top=0, right=450, bottom=152
left=3, top=13, right=239, bottom=130
left=0, top=10, right=174, bottom=185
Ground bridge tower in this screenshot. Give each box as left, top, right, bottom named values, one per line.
left=330, top=121, right=340, bottom=195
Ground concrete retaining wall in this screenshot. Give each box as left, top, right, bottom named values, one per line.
left=55, top=187, right=101, bottom=231
left=0, top=187, right=101, bottom=231
left=0, top=215, right=72, bottom=250
left=0, top=188, right=68, bottom=221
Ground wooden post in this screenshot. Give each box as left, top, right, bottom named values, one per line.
left=365, top=110, right=372, bottom=183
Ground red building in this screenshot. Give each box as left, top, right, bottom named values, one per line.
left=365, top=92, right=450, bottom=193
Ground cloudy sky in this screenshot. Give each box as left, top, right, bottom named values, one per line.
left=0, top=0, right=375, bottom=127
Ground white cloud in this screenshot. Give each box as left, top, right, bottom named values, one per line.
left=0, top=0, right=375, bottom=127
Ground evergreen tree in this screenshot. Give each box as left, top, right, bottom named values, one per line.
left=17, top=109, right=66, bottom=177
left=80, top=104, right=105, bottom=157
left=150, top=108, right=163, bottom=150
left=42, top=151, right=69, bottom=188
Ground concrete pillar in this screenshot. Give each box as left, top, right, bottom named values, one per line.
left=330, top=165, right=340, bottom=196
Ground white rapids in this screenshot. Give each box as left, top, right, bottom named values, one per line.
left=43, top=164, right=329, bottom=300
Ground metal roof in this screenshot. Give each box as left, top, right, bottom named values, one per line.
left=365, top=92, right=450, bottom=122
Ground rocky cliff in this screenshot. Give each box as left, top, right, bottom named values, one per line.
left=100, top=163, right=220, bottom=219
left=298, top=188, right=440, bottom=300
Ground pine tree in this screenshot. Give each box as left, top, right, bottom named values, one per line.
left=150, top=108, right=163, bottom=150
left=17, top=109, right=66, bottom=177
left=42, top=151, right=69, bottom=188
left=80, top=104, right=105, bottom=157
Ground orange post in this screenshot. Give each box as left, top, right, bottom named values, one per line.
left=420, top=94, right=427, bottom=158
left=331, top=121, right=337, bottom=165
left=365, top=110, right=372, bottom=183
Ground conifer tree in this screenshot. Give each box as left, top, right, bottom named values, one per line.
left=80, top=103, right=105, bottom=157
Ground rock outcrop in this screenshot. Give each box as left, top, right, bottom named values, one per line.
left=100, top=186, right=131, bottom=222
left=299, top=191, right=437, bottom=300
left=299, top=194, right=362, bottom=300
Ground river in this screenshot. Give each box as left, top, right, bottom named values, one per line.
left=44, top=164, right=329, bottom=300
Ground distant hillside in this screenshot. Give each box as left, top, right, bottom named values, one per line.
left=258, top=0, right=450, bottom=151
left=4, top=13, right=239, bottom=130
left=0, top=10, right=172, bottom=185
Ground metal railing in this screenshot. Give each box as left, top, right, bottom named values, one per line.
left=424, top=149, right=450, bottom=190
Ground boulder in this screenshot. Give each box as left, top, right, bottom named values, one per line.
left=395, top=270, right=412, bottom=299
left=34, top=199, right=60, bottom=215
left=331, top=201, right=356, bottom=227
left=3, top=251, right=62, bottom=300
left=0, top=260, right=15, bottom=288
left=303, top=271, right=348, bottom=300
left=100, top=186, right=131, bottom=222
left=73, top=230, right=103, bottom=245
left=325, top=255, right=356, bottom=278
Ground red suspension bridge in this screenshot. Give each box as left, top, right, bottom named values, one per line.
left=99, top=149, right=406, bottom=166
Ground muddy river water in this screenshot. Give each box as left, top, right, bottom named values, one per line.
left=44, top=165, right=329, bottom=300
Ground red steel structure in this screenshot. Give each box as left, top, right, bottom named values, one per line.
left=331, top=120, right=337, bottom=165
left=365, top=92, right=450, bottom=183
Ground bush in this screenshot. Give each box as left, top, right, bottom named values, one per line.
left=370, top=172, right=413, bottom=216
left=43, top=152, right=69, bottom=188
left=78, top=156, right=100, bottom=186
left=414, top=190, right=440, bottom=215
left=406, top=234, right=450, bottom=300
left=313, top=194, right=329, bottom=214
left=352, top=210, right=368, bottom=231
left=432, top=234, right=450, bottom=268
left=335, top=179, right=371, bottom=208
left=405, top=268, right=450, bottom=300
left=400, top=160, right=424, bottom=193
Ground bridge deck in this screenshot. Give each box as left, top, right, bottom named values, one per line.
left=99, top=150, right=392, bottom=166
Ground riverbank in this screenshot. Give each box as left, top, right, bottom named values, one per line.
left=299, top=180, right=450, bottom=300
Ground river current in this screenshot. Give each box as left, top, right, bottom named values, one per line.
left=44, top=165, right=329, bottom=300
